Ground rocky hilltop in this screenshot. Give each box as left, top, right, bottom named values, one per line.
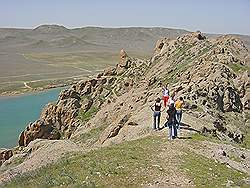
left=0, top=31, right=249, bottom=187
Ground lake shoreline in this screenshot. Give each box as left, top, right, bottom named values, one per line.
left=0, top=83, right=72, bottom=98
left=0, top=87, right=67, bottom=148
left=0, top=74, right=96, bottom=98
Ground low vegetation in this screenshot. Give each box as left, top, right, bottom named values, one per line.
left=181, top=151, right=247, bottom=187
left=228, top=63, right=249, bottom=73
left=241, top=126, right=250, bottom=149
left=4, top=136, right=165, bottom=187
left=23, top=51, right=118, bottom=71
left=4, top=135, right=248, bottom=188
left=73, top=125, right=107, bottom=145
left=78, top=106, right=98, bottom=122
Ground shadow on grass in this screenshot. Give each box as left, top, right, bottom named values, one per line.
left=180, top=122, right=200, bottom=133
left=177, top=136, right=192, bottom=139
left=159, top=122, right=199, bottom=132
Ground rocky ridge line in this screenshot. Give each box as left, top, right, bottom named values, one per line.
left=0, top=32, right=249, bottom=180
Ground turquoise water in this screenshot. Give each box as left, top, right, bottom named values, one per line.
left=0, top=88, right=64, bottom=148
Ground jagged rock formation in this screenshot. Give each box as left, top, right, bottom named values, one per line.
left=0, top=149, right=13, bottom=166
left=17, top=48, right=149, bottom=147
left=19, top=89, right=82, bottom=146
left=71, top=32, right=249, bottom=146
left=1, top=31, right=250, bottom=185
left=17, top=32, right=249, bottom=148
left=150, top=32, right=249, bottom=142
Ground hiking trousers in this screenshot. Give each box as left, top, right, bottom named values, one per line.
left=167, top=122, right=177, bottom=139
left=153, top=111, right=161, bottom=130
left=176, top=110, right=182, bottom=130
left=162, top=96, right=169, bottom=107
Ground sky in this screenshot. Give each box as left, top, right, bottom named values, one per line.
left=0, top=0, right=250, bottom=35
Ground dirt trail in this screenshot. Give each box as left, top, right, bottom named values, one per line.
left=70, top=66, right=93, bottom=73
left=23, top=82, right=32, bottom=89
left=0, top=109, right=249, bottom=187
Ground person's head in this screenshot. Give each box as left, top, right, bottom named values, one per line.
left=169, top=102, right=175, bottom=109
left=156, top=97, right=161, bottom=103
left=165, top=83, right=169, bottom=88
left=180, top=97, right=183, bottom=101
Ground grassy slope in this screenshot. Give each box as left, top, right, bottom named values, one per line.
left=181, top=151, right=246, bottom=187
left=0, top=26, right=183, bottom=95
left=0, top=50, right=150, bottom=95
left=4, top=135, right=247, bottom=188
left=0, top=51, right=116, bottom=94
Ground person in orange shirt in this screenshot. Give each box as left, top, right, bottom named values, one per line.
left=175, top=97, right=184, bottom=131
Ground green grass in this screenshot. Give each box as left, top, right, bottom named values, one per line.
left=194, top=105, right=204, bottom=113
left=1, top=51, right=118, bottom=95
left=23, top=50, right=126, bottom=76
left=4, top=136, right=166, bottom=188
left=0, top=78, right=77, bottom=95
left=228, top=63, right=249, bottom=73
left=78, top=106, right=98, bottom=122
left=191, top=133, right=222, bottom=144
left=0, top=82, right=27, bottom=94
left=23, top=51, right=118, bottom=67
left=1, top=50, right=149, bottom=95
left=191, top=133, right=207, bottom=141
left=174, top=44, right=193, bottom=57
left=181, top=151, right=247, bottom=187
left=3, top=135, right=248, bottom=188
left=228, top=155, right=243, bottom=163
left=28, top=78, right=74, bottom=88
left=0, top=156, right=25, bottom=173
left=241, top=125, right=250, bottom=149
left=73, top=125, right=107, bottom=145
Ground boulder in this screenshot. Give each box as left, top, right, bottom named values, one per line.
left=20, top=119, right=60, bottom=146
left=116, top=49, right=132, bottom=75
left=103, top=67, right=116, bottom=76
left=0, top=149, right=13, bottom=166
left=18, top=88, right=82, bottom=146
left=223, top=86, right=242, bottom=112
left=196, top=31, right=206, bottom=40
left=58, top=89, right=80, bottom=101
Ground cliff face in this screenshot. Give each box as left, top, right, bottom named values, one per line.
left=0, top=32, right=249, bottom=184
left=151, top=32, right=249, bottom=142
left=18, top=31, right=249, bottom=148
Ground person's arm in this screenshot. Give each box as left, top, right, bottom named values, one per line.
left=166, top=110, right=170, bottom=120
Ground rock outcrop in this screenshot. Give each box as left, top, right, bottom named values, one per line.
left=151, top=32, right=249, bottom=143
left=17, top=32, right=249, bottom=148
left=0, top=149, right=13, bottom=166
left=1, top=32, right=250, bottom=185
left=19, top=89, right=82, bottom=146
left=17, top=48, right=148, bottom=147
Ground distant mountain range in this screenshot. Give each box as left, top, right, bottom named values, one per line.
left=0, top=25, right=249, bottom=96
left=1, top=24, right=249, bottom=54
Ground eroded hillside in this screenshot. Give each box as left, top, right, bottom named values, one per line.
left=0, top=32, right=249, bottom=187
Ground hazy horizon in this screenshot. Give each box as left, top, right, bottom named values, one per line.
left=1, top=0, right=250, bottom=35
